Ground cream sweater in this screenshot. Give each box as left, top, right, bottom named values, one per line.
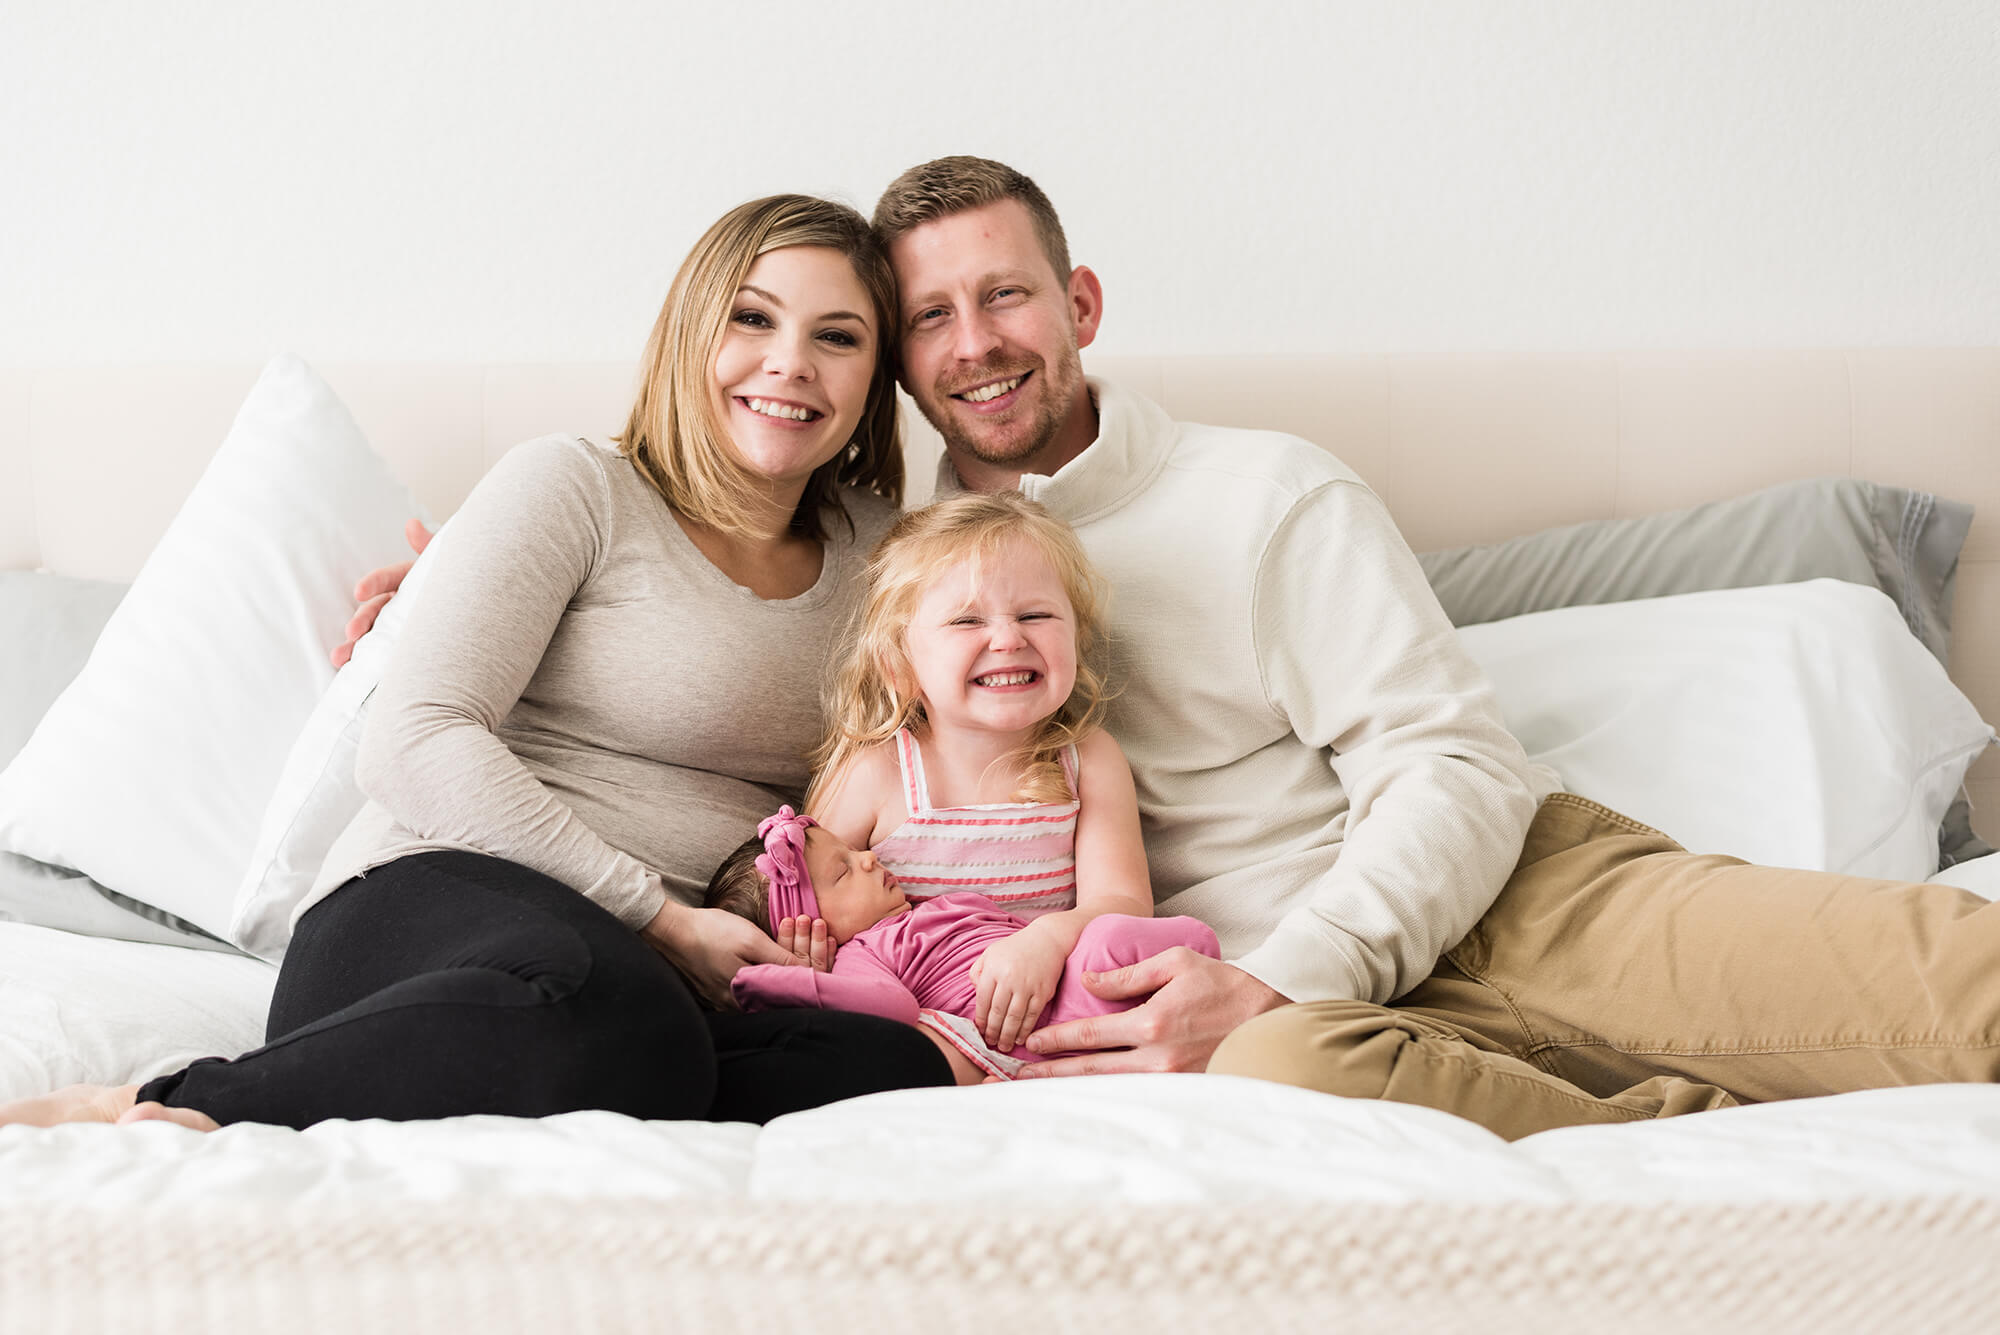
left=940, top=381, right=1555, bottom=1005
left=306, top=436, right=897, bottom=929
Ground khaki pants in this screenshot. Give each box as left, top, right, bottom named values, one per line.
left=1208, top=793, right=2000, bottom=1141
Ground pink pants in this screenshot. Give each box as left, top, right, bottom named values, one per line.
left=1018, top=913, right=1221, bottom=1062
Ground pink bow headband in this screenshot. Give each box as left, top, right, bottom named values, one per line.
left=756, top=806, right=819, bottom=934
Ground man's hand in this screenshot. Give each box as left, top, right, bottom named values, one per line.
left=1011, top=950, right=1289, bottom=1077
left=331, top=518, right=434, bottom=668
left=641, top=900, right=797, bottom=1010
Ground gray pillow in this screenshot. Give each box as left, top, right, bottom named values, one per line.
left=1, top=572, right=130, bottom=769
left=1418, top=477, right=1990, bottom=866
left=0, top=851, right=239, bottom=951
left=0, top=572, right=243, bottom=952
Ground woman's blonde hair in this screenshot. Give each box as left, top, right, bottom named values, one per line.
left=809, top=493, right=1111, bottom=808
left=617, top=195, right=903, bottom=540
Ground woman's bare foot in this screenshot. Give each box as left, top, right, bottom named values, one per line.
left=117, top=1101, right=221, bottom=1133
left=0, top=1083, right=139, bottom=1128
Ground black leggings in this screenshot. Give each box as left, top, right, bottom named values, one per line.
left=136, top=851, right=952, bottom=1128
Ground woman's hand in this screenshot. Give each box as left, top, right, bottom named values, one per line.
left=775, top=916, right=835, bottom=971
left=332, top=518, right=433, bottom=667
left=641, top=900, right=797, bottom=1009
left=968, top=927, right=1070, bottom=1053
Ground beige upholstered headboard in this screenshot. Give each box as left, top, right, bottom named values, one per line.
left=5, top=351, right=1996, bottom=833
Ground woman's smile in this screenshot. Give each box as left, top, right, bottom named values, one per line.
left=736, top=395, right=825, bottom=424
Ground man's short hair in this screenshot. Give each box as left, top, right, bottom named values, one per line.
left=872, top=156, right=1072, bottom=283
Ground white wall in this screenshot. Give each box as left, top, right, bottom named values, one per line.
left=5, top=0, right=1996, bottom=363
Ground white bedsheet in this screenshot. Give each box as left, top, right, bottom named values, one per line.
left=5, top=878, right=1999, bottom=1211
left=5, top=1076, right=2000, bottom=1208
left=0, top=922, right=274, bottom=1102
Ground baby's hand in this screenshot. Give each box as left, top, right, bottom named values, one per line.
left=969, top=930, right=1068, bottom=1053
left=775, top=916, right=834, bottom=972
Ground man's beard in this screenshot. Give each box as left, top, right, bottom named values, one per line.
left=920, top=347, right=1084, bottom=470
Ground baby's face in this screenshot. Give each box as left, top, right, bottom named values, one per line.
left=803, top=827, right=911, bottom=943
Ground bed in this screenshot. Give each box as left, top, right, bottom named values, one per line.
left=3, top=351, right=1999, bottom=1333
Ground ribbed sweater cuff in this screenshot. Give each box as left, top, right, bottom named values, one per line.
left=588, top=862, right=669, bottom=931
left=1230, top=932, right=1374, bottom=1007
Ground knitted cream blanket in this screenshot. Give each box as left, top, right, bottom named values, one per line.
left=4, top=1194, right=1994, bottom=1334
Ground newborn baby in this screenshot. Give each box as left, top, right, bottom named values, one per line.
left=705, top=808, right=1220, bottom=1079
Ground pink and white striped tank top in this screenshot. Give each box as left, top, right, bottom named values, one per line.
left=869, top=728, right=1080, bottom=920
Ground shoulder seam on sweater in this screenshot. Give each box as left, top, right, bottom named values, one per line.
left=561, top=435, right=620, bottom=590
left=1162, top=427, right=1356, bottom=494
left=1249, top=476, right=1370, bottom=722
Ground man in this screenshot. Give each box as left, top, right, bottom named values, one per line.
left=349, top=158, right=2000, bottom=1136
left=866, top=157, right=1546, bottom=1080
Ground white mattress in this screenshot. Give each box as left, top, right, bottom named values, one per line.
left=6, top=864, right=2000, bottom=1210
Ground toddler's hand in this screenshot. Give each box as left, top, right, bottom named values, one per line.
left=971, top=930, right=1068, bottom=1053
left=775, top=916, right=834, bottom=972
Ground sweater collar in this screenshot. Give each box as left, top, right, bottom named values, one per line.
left=929, top=377, right=1176, bottom=524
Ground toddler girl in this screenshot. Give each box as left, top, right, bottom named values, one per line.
left=732, top=492, right=1218, bottom=1078
left=708, top=806, right=1218, bottom=1081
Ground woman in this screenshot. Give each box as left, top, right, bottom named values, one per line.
left=2, top=195, right=956, bottom=1131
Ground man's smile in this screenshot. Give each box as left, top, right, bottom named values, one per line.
left=958, top=375, right=1023, bottom=403
left=949, top=369, right=1033, bottom=411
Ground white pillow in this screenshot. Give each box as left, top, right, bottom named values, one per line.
left=229, top=522, right=447, bottom=959
left=1460, top=579, right=1994, bottom=881
left=0, top=356, right=422, bottom=940
left=1928, top=851, right=2000, bottom=900
left=0, top=922, right=275, bottom=1103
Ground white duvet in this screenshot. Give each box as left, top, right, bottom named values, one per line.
left=6, top=857, right=2000, bottom=1211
